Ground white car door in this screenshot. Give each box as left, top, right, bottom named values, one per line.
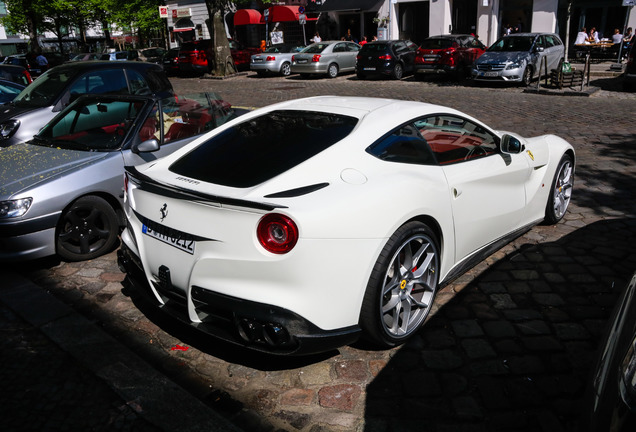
left=416, top=115, right=531, bottom=263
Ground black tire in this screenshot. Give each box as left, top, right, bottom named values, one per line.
left=280, top=62, right=291, bottom=76
left=392, top=63, right=404, bottom=80
left=359, top=221, right=440, bottom=347
left=521, top=66, right=533, bottom=86
left=56, top=196, right=119, bottom=261
left=544, top=154, right=574, bottom=224
left=327, top=63, right=339, bottom=79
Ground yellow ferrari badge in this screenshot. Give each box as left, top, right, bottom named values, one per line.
left=400, top=280, right=407, bottom=290
left=526, top=150, right=535, bottom=161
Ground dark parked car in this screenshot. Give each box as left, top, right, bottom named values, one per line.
left=415, top=34, right=486, bottom=79
left=356, top=39, right=418, bottom=80
left=162, top=47, right=180, bottom=75
left=3, top=54, right=43, bottom=76
left=0, top=61, right=173, bottom=147
left=586, top=271, right=636, bottom=431
left=139, top=47, right=166, bottom=64
left=624, top=43, right=636, bottom=91
left=0, top=64, right=32, bottom=85
left=70, top=53, right=100, bottom=62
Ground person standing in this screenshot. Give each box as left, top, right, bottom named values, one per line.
left=311, top=32, right=321, bottom=43
left=35, top=52, right=48, bottom=72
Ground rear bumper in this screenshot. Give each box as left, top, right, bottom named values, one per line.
left=117, top=242, right=361, bottom=355
left=415, top=64, right=455, bottom=74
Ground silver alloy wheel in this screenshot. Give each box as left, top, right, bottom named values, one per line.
left=380, top=233, right=439, bottom=338
left=551, top=157, right=573, bottom=220
left=327, top=63, right=338, bottom=78
left=280, top=62, right=291, bottom=76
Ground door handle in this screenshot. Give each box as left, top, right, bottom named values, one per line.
left=453, top=188, right=462, bottom=198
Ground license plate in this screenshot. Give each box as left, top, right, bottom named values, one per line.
left=142, top=223, right=195, bottom=254
left=424, top=56, right=437, bottom=62
left=253, top=58, right=263, bottom=62
left=363, top=67, right=376, bottom=71
left=297, top=59, right=307, bottom=64
left=481, top=71, right=499, bottom=77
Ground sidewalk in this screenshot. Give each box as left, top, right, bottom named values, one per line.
left=0, top=272, right=243, bottom=432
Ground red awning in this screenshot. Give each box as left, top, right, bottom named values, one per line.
left=268, top=5, right=300, bottom=22
left=234, top=9, right=264, bottom=26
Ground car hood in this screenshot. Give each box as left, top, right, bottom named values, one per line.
left=0, top=142, right=110, bottom=198
left=0, top=102, right=36, bottom=121
left=477, top=51, right=529, bottom=65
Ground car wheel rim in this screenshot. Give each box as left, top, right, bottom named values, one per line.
left=329, top=65, right=337, bottom=77
left=58, top=206, right=112, bottom=256
left=395, top=65, right=403, bottom=79
left=281, top=63, right=290, bottom=76
left=380, top=234, right=438, bottom=338
left=552, top=159, right=573, bottom=219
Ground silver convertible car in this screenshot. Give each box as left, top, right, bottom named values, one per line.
left=250, top=43, right=305, bottom=77
left=291, top=41, right=361, bottom=78
left=0, top=92, right=236, bottom=262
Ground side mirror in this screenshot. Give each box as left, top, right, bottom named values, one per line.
left=132, top=138, right=160, bottom=154
left=501, top=134, right=524, bottom=154
left=535, top=46, right=544, bottom=53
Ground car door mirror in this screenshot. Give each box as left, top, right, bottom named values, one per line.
left=500, top=134, right=524, bottom=154
left=132, top=138, right=159, bottom=154
left=535, top=46, right=544, bottom=53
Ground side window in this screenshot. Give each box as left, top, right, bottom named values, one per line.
left=394, top=41, right=407, bottom=54
left=406, top=40, right=418, bottom=51
left=333, top=43, right=345, bottom=53
left=347, top=42, right=360, bottom=52
left=545, top=35, right=557, bottom=47
left=366, top=124, right=436, bottom=165
left=536, top=36, right=546, bottom=48
left=138, top=102, right=161, bottom=143
left=414, top=115, right=499, bottom=165
left=126, top=69, right=151, bottom=95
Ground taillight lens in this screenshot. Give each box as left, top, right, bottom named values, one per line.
left=312, top=54, right=321, bottom=62
left=378, top=54, right=392, bottom=60
left=292, top=55, right=295, bottom=62
left=257, top=214, right=298, bottom=254
left=266, top=56, right=275, bottom=61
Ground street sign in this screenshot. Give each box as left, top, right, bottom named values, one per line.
left=299, top=6, right=305, bottom=14
left=623, top=0, right=636, bottom=6
left=264, top=8, right=269, bottom=22
left=299, top=13, right=306, bottom=25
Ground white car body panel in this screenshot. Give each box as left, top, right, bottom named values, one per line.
left=120, top=96, right=575, bottom=353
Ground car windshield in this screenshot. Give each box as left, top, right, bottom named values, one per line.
left=34, top=97, right=147, bottom=151
left=302, top=43, right=330, bottom=54
left=488, top=36, right=534, bottom=52
left=11, top=68, right=79, bottom=107
left=169, top=110, right=358, bottom=188
left=419, top=39, right=454, bottom=49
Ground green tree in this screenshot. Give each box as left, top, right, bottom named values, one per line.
left=1, top=0, right=44, bottom=51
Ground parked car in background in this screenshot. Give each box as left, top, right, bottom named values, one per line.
left=139, top=47, right=166, bottom=64
left=0, top=61, right=173, bottom=147
left=623, top=43, right=636, bottom=91
left=118, top=95, right=574, bottom=355
left=229, top=39, right=262, bottom=70
left=0, top=92, right=238, bottom=262
left=162, top=47, right=180, bottom=75
left=250, top=43, right=305, bottom=77
left=70, top=53, right=100, bottom=62
left=291, top=41, right=361, bottom=78
left=0, top=79, right=25, bottom=104
left=472, top=33, right=565, bottom=86
left=356, top=39, right=418, bottom=80
left=586, top=271, right=636, bottom=431
left=100, top=51, right=139, bottom=61
left=3, top=54, right=42, bottom=76
left=415, top=34, right=486, bottom=79
left=0, top=64, right=32, bottom=85
left=45, top=52, right=67, bottom=68
left=178, top=39, right=213, bottom=74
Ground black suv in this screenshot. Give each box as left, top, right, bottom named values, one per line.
left=356, top=40, right=418, bottom=80
left=0, top=61, right=173, bottom=147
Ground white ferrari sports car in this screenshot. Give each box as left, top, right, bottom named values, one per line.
left=118, top=96, right=574, bottom=355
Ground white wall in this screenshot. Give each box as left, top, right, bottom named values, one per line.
left=477, top=0, right=500, bottom=46
left=531, top=0, right=558, bottom=33
left=429, top=0, right=452, bottom=35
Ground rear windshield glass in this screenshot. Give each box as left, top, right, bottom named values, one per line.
left=303, top=43, right=330, bottom=54
left=488, top=36, right=534, bottom=52
left=419, top=38, right=454, bottom=49
left=359, top=43, right=390, bottom=54
left=169, top=110, right=358, bottom=188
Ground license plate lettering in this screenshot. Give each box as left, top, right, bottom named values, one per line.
left=481, top=71, right=499, bottom=77
left=143, top=224, right=195, bottom=254
left=297, top=59, right=307, bottom=64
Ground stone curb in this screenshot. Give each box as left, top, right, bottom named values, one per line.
left=0, top=272, right=244, bottom=432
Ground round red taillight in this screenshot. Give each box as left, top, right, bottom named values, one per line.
left=257, top=214, right=298, bottom=254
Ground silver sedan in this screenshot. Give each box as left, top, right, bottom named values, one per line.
left=291, top=41, right=361, bottom=78
left=250, top=43, right=305, bottom=77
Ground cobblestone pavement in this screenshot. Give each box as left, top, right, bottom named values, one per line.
left=3, top=70, right=636, bottom=432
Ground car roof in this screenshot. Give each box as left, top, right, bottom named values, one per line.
left=49, top=60, right=162, bottom=72
left=428, top=34, right=474, bottom=39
